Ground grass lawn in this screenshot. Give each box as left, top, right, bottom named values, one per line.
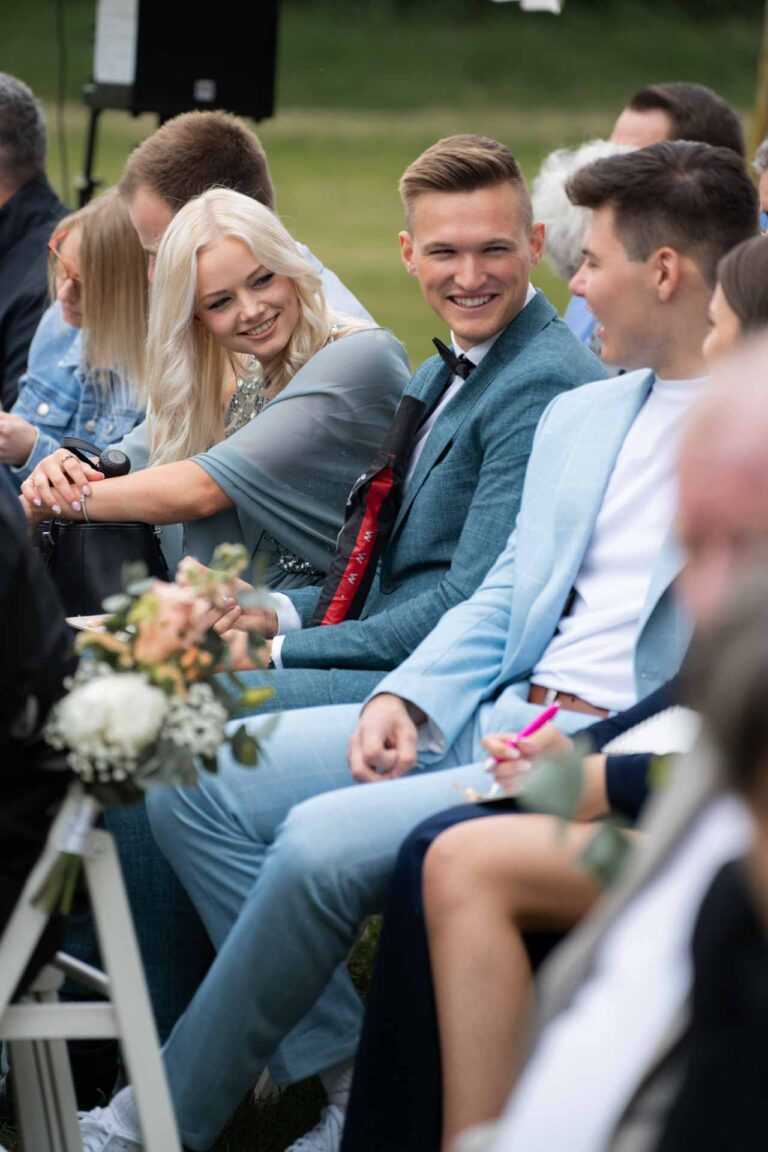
left=3, top=0, right=764, bottom=366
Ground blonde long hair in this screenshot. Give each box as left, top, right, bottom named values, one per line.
left=48, top=188, right=148, bottom=396
left=146, top=188, right=336, bottom=466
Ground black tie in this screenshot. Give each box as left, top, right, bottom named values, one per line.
left=432, top=337, right=475, bottom=381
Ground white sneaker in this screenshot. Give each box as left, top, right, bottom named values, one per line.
left=283, top=1101, right=346, bottom=1152
left=79, top=1103, right=144, bottom=1151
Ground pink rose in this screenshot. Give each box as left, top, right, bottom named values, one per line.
left=132, top=582, right=209, bottom=666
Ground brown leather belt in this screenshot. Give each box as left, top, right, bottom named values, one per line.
left=528, top=683, right=609, bottom=718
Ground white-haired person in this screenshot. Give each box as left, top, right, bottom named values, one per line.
left=0, top=188, right=148, bottom=481
left=531, top=138, right=631, bottom=353
left=21, top=188, right=409, bottom=582
left=753, top=135, right=768, bottom=230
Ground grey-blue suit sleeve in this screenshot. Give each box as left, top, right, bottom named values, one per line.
left=282, top=585, right=322, bottom=627
left=279, top=365, right=575, bottom=672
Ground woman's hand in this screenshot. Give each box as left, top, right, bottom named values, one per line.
left=19, top=492, right=48, bottom=530
left=482, top=723, right=574, bottom=792
left=0, top=413, right=37, bottom=467
left=20, top=447, right=104, bottom=516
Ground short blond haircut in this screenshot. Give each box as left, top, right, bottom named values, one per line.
left=48, top=189, right=148, bottom=396
left=399, top=134, right=532, bottom=232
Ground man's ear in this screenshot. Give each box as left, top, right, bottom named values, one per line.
left=654, top=246, right=683, bottom=302
left=399, top=231, right=416, bottom=275
left=529, top=222, right=546, bottom=267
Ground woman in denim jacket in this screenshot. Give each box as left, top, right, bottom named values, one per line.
left=0, top=188, right=147, bottom=482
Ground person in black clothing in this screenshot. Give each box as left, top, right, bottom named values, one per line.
left=0, top=73, right=66, bottom=410
left=0, top=466, right=73, bottom=979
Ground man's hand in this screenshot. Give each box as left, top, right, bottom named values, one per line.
left=0, top=413, right=36, bottom=467
left=348, top=693, right=424, bottom=784
left=178, top=557, right=279, bottom=638
left=482, top=723, right=574, bottom=791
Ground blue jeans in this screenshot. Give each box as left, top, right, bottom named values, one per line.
left=147, top=694, right=588, bottom=1150
left=229, top=667, right=389, bottom=715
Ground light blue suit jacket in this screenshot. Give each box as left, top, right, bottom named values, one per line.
left=377, top=369, right=694, bottom=749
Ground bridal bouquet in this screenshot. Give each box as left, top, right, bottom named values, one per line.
left=38, top=543, right=273, bottom=913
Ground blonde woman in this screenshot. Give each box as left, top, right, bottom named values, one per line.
left=0, top=188, right=147, bottom=481
left=23, top=188, right=409, bottom=585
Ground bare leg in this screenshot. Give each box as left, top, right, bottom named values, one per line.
left=422, top=813, right=604, bottom=1151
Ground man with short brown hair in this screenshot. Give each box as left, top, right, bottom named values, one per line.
left=120, top=109, right=371, bottom=319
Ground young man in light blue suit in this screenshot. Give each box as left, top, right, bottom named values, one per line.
left=82, top=146, right=760, bottom=1152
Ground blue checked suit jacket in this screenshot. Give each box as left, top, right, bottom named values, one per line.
left=378, top=369, right=694, bottom=745
left=278, top=291, right=606, bottom=681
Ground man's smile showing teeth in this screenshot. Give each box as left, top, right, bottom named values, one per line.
left=241, top=315, right=277, bottom=336
left=450, top=295, right=493, bottom=309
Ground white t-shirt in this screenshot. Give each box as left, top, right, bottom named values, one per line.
left=532, top=375, right=705, bottom=712
left=271, top=287, right=536, bottom=664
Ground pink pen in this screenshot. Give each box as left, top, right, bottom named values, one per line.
left=483, top=702, right=560, bottom=771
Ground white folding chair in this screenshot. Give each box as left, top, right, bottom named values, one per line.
left=0, top=786, right=182, bottom=1152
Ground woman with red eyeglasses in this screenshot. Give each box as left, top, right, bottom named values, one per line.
left=0, top=188, right=148, bottom=481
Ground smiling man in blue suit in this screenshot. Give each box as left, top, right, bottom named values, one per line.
left=81, top=144, right=758, bottom=1152
left=226, top=134, right=604, bottom=712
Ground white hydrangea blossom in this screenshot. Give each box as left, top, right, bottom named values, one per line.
left=46, top=668, right=168, bottom=783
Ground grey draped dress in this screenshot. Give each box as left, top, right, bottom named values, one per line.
left=115, top=327, right=409, bottom=588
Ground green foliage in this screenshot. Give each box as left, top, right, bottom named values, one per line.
left=2, top=0, right=761, bottom=111
left=517, top=740, right=634, bottom=890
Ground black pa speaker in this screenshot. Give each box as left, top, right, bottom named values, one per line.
left=87, top=0, right=278, bottom=121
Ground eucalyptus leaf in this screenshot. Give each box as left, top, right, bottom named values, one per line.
left=209, top=542, right=249, bottom=574
left=239, top=685, right=275, bottom=711
left=126, top=576, right=156, bottom=598
left=102, top=593, right=132, bottom=615
left=249, top=552, right=270, bottom=589
left=238, top=588, right=281, bottom=611
left=517, top=747, right=584, bottom=819
left=232, top=724, right=260, bottom=766
left=122, top=561, right=148, bottom=589
left=579, top=824, right=634, bottom=890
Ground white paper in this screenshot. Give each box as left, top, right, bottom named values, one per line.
left=93, top=0, right=139, bottom=86
left=492, top=0, right=562, bottom=11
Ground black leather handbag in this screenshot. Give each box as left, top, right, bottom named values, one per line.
left=39, top=438, right=170, bottom=616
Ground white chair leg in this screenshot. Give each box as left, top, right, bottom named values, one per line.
left=0, top=787, right=183, bottom=1152
left=85, top=831, right=181, bottom=1152
left=9, top=969, right=82, bottom=1152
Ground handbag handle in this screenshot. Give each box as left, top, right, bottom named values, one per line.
left=61, top=436, right=131, bottom=478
